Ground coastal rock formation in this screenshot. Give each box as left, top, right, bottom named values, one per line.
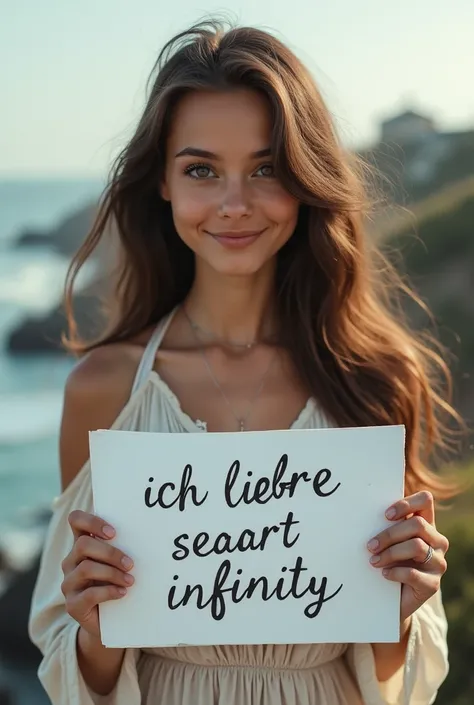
left=0, top=557, right=42, bottom=667
left=14, top=229, right=52, bottom=248
left=7, top=201, right=115, bottom=354
left=7, top=277, right=108, bottom=354
left=14, top=204, right=98, bottom=256
left=0, top=687, right=13, bottom=705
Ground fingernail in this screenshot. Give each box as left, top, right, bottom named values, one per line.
left=382, top=568, right=390, bottom=577
left=118, top=587, right=127, bottom=595
left=386, top=508, right=397, bottom=519
left=370, top=555, right=381, bottom=564
left=103, top=525, right=115, bottom=538
left=367, top=538, right=379, bottom=551
left=124, top=573, right=134, bottom=585
left=121, top=556, right=133, bottom=570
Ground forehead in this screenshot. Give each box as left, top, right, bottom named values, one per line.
left=167, top=89, right=272, bottom=155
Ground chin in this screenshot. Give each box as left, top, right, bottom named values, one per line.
left=204, top=253, right=272, bottom=278
left=214, top=262, right=266, bottom=277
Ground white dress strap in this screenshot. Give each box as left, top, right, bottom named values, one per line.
left=130, top=306, right=179, bottom=395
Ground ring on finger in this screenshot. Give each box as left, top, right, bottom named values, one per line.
left=420, top=544, right=434, bottom=564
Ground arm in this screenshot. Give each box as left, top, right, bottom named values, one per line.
left=60, top=348, right=137, bottom=695
left=78, top=623, right=125, bottom=695
left=62, top=506, right=133, bottom=696
left=371, top=617, right=411, bottom=682
left=345, top=593, right=448, bottom=705
left=367, top=491, right=448, bottom=685
left=345, top=492, right=449, bottom=704
left=29, top=345, right=143, bottom=704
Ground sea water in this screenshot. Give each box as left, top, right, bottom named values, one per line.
left=0, top=177, right=101, bottom=559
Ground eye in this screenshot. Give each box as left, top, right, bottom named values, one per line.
left=254, top=163, right=275, bottom=178
left=183, top=163, right=216, bottom=179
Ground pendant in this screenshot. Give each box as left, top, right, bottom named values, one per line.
left=239, top=420, right=245, bottom=432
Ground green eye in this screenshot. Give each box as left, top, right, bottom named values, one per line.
left=184, top=164, right=215, bottom=179
left=256, top=164, right=274, bottom=177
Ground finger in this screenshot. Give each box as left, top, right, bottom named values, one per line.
left=368, top=515, right=447, bottom=555
left=382, top=565, right=440, bottom=593
left=62, top=559, right=135, bottom=594
left=72, top=534, right=134, bottom=572
left=68, top=510, right=116, bottom=542
left=385, top=491, right=435, bottom=525
left=66, top=585, right=127, bottom=622
left=370, top=538, right=432, bottom=567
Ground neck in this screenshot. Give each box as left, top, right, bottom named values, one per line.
left=184, top=260, right=277, bottom=344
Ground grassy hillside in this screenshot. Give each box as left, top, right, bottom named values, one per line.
left=360, top=130, right=474, bottom=207
left=375, top=177, right=474, bottom=703
left=379, top=178, right=474, bottom=429
left=436, top=461, right=474, bottom=704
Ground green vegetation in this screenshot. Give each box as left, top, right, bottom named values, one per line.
left=436, top=463, right=474, bottom=704
left=381, top=178, right=474, bottom=425
left=379, top=172, right=474, bottom=703
left=389, top=186, right=474, bottom=275
left=361, top=131, right=474, bottom=207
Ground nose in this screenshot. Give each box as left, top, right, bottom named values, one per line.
left=217, top=178, right=252, bottom=219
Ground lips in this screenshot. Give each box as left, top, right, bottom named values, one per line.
left=207, top=228, right=266, bottom=249
left=211, top=230, right=265, bottom=238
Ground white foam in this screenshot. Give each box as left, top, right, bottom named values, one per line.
left=0, top=252, right=67, bottom=312
left=0, top=528, right=45, bottom=571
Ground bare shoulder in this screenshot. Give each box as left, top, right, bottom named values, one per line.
left=64, top=342, right=141, bottom=400
left=59, top=335, right=152, bottom=491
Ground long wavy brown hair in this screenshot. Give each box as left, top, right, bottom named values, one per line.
left=64, top=19, right=463, bottom=499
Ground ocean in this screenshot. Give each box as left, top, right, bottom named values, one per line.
left=0, top=178, right=103, bottom=568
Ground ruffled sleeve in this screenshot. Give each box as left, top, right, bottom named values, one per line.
left=345, top=590, right=448, bottom=704
left=28, top=463, right=142, bottom=705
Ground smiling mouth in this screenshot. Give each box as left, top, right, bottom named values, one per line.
left=207, top=229, right=266, bottom=248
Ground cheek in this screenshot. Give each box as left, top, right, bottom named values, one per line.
left=262, top=188, right=299, bottom=227
left=170, top=190, right=210, bottom=230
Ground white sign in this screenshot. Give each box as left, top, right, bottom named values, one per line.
left=89, top=426, right=405, bottom=648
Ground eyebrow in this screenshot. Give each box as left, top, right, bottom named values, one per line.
left=174, top=147, right=272, bottom=160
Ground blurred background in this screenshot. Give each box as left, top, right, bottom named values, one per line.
left=0, top=1, right=473, bottom=703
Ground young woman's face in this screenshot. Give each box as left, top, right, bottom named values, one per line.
left=162, top=89, right=299, bottom=277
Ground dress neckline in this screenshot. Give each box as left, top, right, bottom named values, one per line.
left=146, top=368, right=317, bottom=433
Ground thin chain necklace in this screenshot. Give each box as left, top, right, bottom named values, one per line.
left=183, top=307, right=276, bottom=432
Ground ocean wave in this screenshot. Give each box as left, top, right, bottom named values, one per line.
left=0, top=390, right=63, bottom=444
left=0, top=251, right=67, bottom=312
left=0, top=527, right=46, bottom=571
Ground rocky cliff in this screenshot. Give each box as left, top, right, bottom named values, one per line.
left=7, top=201, right=113, bottom=354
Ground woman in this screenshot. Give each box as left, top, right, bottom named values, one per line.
left=29, top=19, right=458, bottom=705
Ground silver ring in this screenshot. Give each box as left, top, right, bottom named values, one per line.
left=421, top=544, right=434, bottom=564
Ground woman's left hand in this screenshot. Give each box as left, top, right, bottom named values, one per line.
left=367, top=491, right=449, bottom=623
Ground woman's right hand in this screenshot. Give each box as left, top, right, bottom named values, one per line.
left=61, top=510, right=135, bottom=639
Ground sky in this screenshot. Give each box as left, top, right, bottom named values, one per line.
left=1, top=0, right=473, bottom=177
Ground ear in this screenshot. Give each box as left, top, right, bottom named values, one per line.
left=160, top=179, right=170, bottom=202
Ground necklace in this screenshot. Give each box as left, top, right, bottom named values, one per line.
left=183, top=307, right=276, bottom=432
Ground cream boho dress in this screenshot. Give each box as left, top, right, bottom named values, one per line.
left=29, top=309, right=449, bottom=705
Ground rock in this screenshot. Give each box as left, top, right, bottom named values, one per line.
left=6, top=279, right=108, bottom=355
left=15, top=229, right=52, bottom=248
left=0, top=686, right=13, bottom=705
left=7, top=204, right=117, bottom=354
left=47, top=203, right=98, bottom=257
left=0, top=557, right=42, bottom=667
left=13, top=202, right=99, bottom=258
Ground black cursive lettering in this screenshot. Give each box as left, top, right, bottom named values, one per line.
left=172, top=533, right=190, bottom=561
left=167, top=557, right=343, bottom=621
left=144, top=465, right=208, bottom=511
left=224, top=455, right=341, bottom=508
left=312, top=468, right=341, bottom=497
left=171, top=513, right=301, bottom=561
